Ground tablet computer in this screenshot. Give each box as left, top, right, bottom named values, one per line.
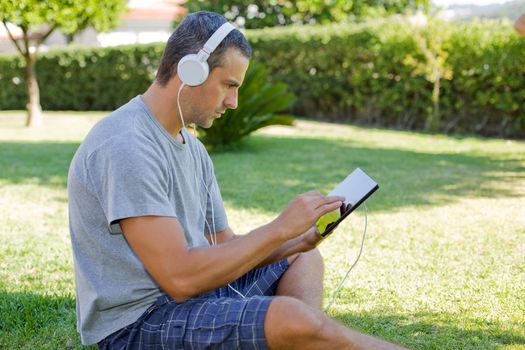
left=316, top=168, right=379, bottom=237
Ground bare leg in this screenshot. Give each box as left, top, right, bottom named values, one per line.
left=276, top=249, right=324, bottom=309
left=268, top=250, right=408, bottom=349
left=264, top=296, right=409, bottom=350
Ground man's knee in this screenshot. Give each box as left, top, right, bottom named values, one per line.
left=307, top=247, right=324, bottom=268
left=289, top=248, right=324, bottom=270
left=264, top=296, right=325, bottom=347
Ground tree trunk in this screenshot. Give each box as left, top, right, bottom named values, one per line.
left=24, top=53, right=43, bottom=128
left=431, top=77, right=440, bottom=131
left=425, top=68, right=441, bottom=132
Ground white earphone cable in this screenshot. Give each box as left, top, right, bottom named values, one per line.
left=193, top=137, right=245, bottom=298
left=177, top=83, right=186, bottom=130
left=178, top=84, right=369, bottom=303
left=177, top=83, right=246, bottom=298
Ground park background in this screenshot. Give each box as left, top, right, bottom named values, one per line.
left=0, top=0, right=524, bottom=349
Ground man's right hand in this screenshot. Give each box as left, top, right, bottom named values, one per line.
left=270, top=191, right=344, bottom=241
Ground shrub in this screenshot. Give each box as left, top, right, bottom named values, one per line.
left=0, top=44, right=163, bottom=111
left=246, top=18, right=525, bottom=137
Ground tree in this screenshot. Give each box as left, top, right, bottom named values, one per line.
left=0, top=0, right=127, bottom=127
left=403, top=17, right=453, bottom=132
left=185, top=0, right=431, bottom=29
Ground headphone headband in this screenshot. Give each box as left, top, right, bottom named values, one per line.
left=202, top=22, right=236, bottom=56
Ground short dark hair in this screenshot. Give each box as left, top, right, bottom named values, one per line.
left=156, top=11, right=252, bottom=86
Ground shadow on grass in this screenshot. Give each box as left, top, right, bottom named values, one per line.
left=333, top=311, right=525, bottom=350
left=0, top=141, right=80, bottom=188
left=0, top=291, right=94, bottom=349
left=213, top=135, right=525, bottom=213
left=0, top=135, right=523, bottom=213
left=1, top=290, right=522, bottom=350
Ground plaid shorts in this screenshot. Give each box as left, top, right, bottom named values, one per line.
left=98, top=259, right=289, bottom=350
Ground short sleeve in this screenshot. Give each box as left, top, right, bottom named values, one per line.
left=86, top=133, right=176, bottom=233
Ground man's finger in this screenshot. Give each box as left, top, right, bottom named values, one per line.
left=316, top=195, right=345, bottom=208
left=316, top=200, right=343, bottom=216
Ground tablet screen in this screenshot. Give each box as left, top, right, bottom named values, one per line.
left=316, top=168, right=379, bottom=237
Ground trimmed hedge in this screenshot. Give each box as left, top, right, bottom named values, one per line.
left=247, top=19, right=525, bottom=137
left=0, top=44, right=163, bottom=111
left=0, top=18, right=524, bottom=137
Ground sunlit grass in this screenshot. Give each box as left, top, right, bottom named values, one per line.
left=1, top=111, right=524, bottom=349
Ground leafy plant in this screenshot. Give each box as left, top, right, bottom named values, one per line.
left=199, top=63, right=295, bottom=150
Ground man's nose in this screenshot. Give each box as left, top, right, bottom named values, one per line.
left=224, top=89, right=238, bottom=110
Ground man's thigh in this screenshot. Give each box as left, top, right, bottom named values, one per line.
left=100, top=295, right=273, bottom=350
left=216, top=259, right=289, bottom=298
left=99, top=260, right=290, bottom=350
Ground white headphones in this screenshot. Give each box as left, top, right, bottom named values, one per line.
left=177, top=22, right=236, bottom=86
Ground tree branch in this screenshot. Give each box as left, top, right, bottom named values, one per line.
left=2, top=21, right=25, bottom=55
left=37, top=23, right=57, bottom=47
left=21, top=24, right=31, bottom=59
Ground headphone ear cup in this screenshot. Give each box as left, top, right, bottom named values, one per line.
left=177, top=54, right=209, bottom=86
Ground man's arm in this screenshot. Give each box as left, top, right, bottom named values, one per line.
left=256, top=226, right=322, bottom=266
left=206, top=226, right=236, bottom=244
left=211, top=224, right=323, bottom=267
left=515, top=14, right=525, bottom=36
left=121, top=192, right=343, bottom=302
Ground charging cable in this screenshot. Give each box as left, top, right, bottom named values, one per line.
left=324, top=203, right=368, bottom=312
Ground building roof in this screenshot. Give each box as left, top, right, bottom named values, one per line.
left=125, top=0, right=187, bottom=21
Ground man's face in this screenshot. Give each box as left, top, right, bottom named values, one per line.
left=181, top=48, right=249, bottom=128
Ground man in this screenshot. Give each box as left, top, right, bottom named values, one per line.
left=68, top=11, right=407, bottom=350
left=515, top=14, right=525, bottom=36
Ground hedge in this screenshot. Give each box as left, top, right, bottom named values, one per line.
left=0, top=44, right=163, bottom=111
left=0, top=18, right=524, bottom=137
left=247, top=19, right=525, bottom=137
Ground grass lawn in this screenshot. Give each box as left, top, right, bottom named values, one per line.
left=0, top=111, right=524, bottom=349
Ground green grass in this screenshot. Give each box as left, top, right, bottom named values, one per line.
left=1, top=111, right=524, bottom=349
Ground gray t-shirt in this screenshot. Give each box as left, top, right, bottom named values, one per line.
left=67, top=96, right=228, bottom=345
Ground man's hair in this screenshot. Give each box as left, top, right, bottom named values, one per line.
left=156, top=11, right=252, bottom=86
